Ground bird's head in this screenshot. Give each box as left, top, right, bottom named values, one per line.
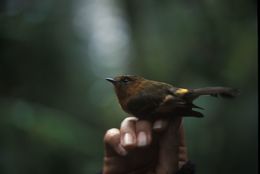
left=106, top=75, right=144, bottom=100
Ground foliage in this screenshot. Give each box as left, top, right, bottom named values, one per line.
left=0, top=0, right=257, bottom=173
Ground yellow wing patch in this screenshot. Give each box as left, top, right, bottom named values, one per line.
left=175, top=88, right=189, bottom=95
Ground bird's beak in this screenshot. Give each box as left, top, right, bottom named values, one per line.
left=106, top=78, right=116, bottom=84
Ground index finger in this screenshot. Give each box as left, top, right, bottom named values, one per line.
left=120, top=117, right=138, bottom=148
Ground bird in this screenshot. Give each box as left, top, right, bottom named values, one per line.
left=106, top=75, right=239, bottom=120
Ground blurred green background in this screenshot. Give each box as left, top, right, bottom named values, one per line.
left=0, top=0, right=257, bottom=174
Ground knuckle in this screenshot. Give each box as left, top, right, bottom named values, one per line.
left=125, top=116, right=138, bottom=121
left=136, top=120, right=151, bottom=130
left=179, top=146, right=187, bottom=153
left=179, top=146, right=188, bottom=161
left=153, top=119, right=168, bottom=131
left=120, top=117, right=138, bottom=130
left=122, top=117, right=138, bottom=124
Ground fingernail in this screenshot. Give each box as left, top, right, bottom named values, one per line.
left=153, top=120, right=163, bottom=129
left=137, top=132, right=147, bottom=147
left=124, top=133, right=134, bottom=146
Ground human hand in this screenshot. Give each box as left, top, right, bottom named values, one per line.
left=102, top=117, right=188, bottom=174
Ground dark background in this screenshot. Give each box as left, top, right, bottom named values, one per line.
left=0, top=0, right=257, bottom=174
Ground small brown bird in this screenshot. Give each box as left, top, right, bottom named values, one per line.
left=106, top=75, right=239, bottom=120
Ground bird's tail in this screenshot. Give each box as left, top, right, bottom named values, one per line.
left=177, top=87, right=239, bottom=118
left=191, top=87, right=240, bottom=98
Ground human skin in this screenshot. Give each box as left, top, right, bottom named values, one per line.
left=103, top=117, right=188, bottom=174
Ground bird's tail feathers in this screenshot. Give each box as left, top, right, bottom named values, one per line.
left=191, top=87, right=239, bottom=98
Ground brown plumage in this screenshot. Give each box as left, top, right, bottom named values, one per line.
left=106, top=75, right=239, bottom=120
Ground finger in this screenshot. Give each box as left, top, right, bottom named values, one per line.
left=178, top=121, right=188, bottom=168
left=104, top=128, right=127, bottom=157
left=155, top=117, right=182, bottom=174
left=120, top=117, right=138, bottom=149
left=178, top=120, right=186, bottom=146
left=153, top=119, right=168, bottom=132
left=178, top=146, right=188, bottom=168
left=178, top=146, right=188, bottom=162
left=135, top=120, right=152, bottom=147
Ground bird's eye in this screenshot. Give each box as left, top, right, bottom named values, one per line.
left=121, top=77, right=131, bottom=83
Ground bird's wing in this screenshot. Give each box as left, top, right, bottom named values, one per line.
left=125, top=92, right=163, bottom=118
left=125, top=83, right=189, bottom=118
left=169, top=87, right=191, bottom=97
left=155, top=93, right=204, bottom=117
left=155, top=94, right=187, bottom=112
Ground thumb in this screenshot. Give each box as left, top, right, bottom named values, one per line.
left=155, top=117, right=182, bottom=174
